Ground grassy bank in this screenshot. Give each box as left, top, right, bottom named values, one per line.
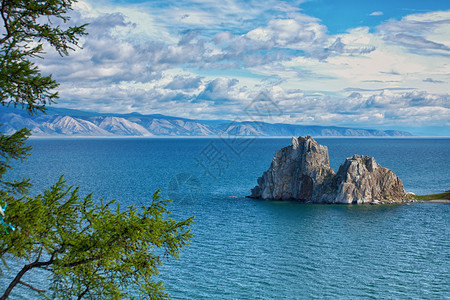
left=410, top=191, right=450, bottom=201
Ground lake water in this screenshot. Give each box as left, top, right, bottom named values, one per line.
left=3, top=137, right=450, bottom=299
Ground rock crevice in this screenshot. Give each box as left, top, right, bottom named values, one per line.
left=250, top=136, right=406, bottom=204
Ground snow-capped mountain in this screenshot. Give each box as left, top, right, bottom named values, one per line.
left=94, top=117, right=152, bottom=136
left=51, top=116, right=111, bottom=136
left=0, top=106, right=413, bottom=137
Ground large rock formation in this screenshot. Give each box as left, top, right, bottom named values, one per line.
left=250, top=136, right=334, bottom=201
left=250, top=136, right=406, bottom=204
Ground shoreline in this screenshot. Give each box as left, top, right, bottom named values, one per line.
left=414, top=199, right=450, bottom=203
left=408, top=191, right=450, bottom=203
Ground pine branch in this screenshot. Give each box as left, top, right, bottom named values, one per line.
left=18, top=281, right=46, bottom=293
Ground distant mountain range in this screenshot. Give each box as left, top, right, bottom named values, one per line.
left=0, top=106, right=413, bottom=137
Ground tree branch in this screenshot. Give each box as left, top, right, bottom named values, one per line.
left=18, top=281, right=46, bottom=293
left=35, top=245, right=44, bottom=262
left=63, top=254, right=102, bottom=268
left=77, top=286, right=90, bottom=300
left=0, top=263, right=30, bottom=300
left=0, top=258, right=54, bottom=300
left=0, top=0, right=12, bottom=45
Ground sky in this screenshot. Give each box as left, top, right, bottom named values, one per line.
left=38, top=0, right=450, bottom=135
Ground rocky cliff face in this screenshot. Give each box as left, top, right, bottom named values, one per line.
left=250, top=136, right=334, bottom=201
left=250, top=136, right=406, bottom=204
left=318, top=155, right=406, bottom=204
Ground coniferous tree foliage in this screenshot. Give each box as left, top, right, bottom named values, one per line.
left=0, top=1, right=194, bottom=299
left=0, top=0, right=87, bottom=114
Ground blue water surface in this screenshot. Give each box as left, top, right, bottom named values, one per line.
left=2, top=137, right=449, bottom=299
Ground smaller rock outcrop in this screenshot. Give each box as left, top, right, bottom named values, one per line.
left=317, top=155, right=406, bottom=204
left=250, top=136, right=406, bottom=204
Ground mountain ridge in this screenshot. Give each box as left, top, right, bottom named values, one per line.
left=0, top=106, right=413, bottom=137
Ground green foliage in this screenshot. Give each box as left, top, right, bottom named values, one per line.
left=0, top=127, right=32, bottom=236
left=0, top=0, right=87, bottom=114
left=0, top=127, right=32, bottom=196
left=0, top=1, right=194, bottom=299
left=1, top=178, right=194, bottom=298
left=411, top=191, right=450, bottom=201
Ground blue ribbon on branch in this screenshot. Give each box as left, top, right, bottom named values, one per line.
left=0, top=201, right=15, bottom=234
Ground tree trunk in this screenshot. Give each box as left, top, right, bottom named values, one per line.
left=1, top=259, right=52, bottom=299
left=0, top=263, right=32, bottom=300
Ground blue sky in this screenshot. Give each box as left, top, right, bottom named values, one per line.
left=301, top=0, right=449, bottom=33
left=38, top=0, right=450, bottom=135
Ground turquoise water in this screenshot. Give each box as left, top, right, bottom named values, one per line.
left=3, top=138, right=450, bottom=299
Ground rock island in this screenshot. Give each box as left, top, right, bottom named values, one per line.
left=249, top=136, right=406, bottom=204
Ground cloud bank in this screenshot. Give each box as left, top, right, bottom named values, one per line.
left=33, top=1, right=450, bottom=135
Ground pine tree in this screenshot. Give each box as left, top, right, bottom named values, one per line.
left=0, top=1, right=193, bottom=298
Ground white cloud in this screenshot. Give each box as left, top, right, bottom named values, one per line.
left=29, top=1, right=449, bottom=133
left=370, top=11, right=383, bottom=16
left=79, top=1, right=176, bottom=43
left=264, top=88, right=450, bottom=127
left=268, top=13, right=450, bottom=95
left=246, top=14, right=328, bottom=49
left=377, top=10, right=450, bottom=53
left=423, top=78, right=445, bottom=83
left=168, top=9, right=218, bottom=25
left=165, top=75, right=203, bottom=91
left=196, top=78, right=241, bottom=103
